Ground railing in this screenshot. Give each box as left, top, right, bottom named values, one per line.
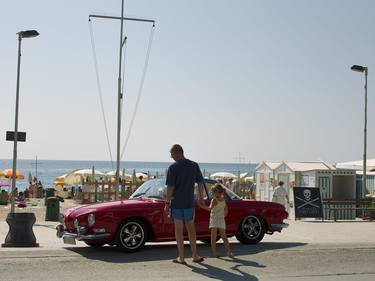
left=322, top=198, right=375, bottom=221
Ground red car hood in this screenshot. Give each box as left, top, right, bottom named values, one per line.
left=63, top=198, right=155, bottom=218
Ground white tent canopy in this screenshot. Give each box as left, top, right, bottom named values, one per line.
left=336, top=158, right=375, bottom=171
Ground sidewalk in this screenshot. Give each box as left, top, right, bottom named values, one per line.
left=0, top=218, right=374, bottom=252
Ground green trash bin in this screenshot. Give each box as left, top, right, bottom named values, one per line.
left=44, top=188, right=55, bottom=205
left=45, top=197, right=60, bottom=221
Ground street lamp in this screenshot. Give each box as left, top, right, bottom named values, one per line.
left=351, top=64, right=368, bottom=198
left=10, top=30, right=39, bottom=213
left=2, top=30, right=40, bottom=248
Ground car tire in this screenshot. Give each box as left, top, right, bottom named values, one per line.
left=235, top=215, right=265, bottom=244
left=116, top=219, right=147, bottom=252
left=85, top=242, right=105, bottom=247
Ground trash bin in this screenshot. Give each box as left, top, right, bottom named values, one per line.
left=44, top=188, right=55, bottom=205
left=45, top=197, right=60, bottom=221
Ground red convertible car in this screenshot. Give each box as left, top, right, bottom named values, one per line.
left=57, top=178, right=288, bottom=252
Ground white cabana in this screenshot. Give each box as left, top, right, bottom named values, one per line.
left=336, top=158, right=375, bottom=171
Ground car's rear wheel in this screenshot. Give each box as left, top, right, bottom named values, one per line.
left=235, top=215, right=265, bottom=244
left=85, top=241, right=105, bottom=247
left=116, top=219, right=147, bottom=252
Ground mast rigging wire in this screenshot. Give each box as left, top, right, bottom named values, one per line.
left=120, top=24, right=155, bottom=160
left=89, top=19, right=114, bottom=169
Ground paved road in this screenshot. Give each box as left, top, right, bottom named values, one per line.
left=0, top=242, right=374, bottom=281
left=1, top=220, right=374, bottom=280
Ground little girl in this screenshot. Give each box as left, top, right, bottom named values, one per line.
left=207, top=183, right=234, bottom=257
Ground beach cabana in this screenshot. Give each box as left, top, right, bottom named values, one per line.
left=336, top=158, right=375, bottom=171
left=255, top=161, right=281, bottom=201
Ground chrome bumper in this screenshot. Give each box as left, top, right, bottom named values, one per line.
left=56, top=224, right=111, bottom=240
left=271, top=223, right=289, bottom=229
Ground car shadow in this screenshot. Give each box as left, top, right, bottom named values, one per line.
left=65, top=241, right=306, bottom=264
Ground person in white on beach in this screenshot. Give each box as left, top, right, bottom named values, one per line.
left=227, top=178, right=235, bottom=193
left=272, top=181, right=289, bottom=208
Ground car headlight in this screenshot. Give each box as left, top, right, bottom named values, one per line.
left=87, top=214, right=95, bottom=227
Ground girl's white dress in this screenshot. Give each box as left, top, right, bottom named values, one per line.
left=209, top=200, right=226, bottom=229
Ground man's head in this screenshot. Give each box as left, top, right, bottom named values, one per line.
left=279, top=181, right=284, bottom=186
left=170, top=144, right=184, bottom=161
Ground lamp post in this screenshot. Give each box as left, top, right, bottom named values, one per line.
left=2, top=30, right=39, bottom=248
left=10, top=30, right=39, bottom=213
left=351, top=65, right=368, bottom=198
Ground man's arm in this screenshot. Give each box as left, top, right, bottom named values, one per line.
left=164, top=185, right=174, bottom=215
left=197, top=182, right=209, bottom=210
left=165, top=185, right=174, bottom=203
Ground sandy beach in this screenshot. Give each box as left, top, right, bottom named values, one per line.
left=0, top=198, right=78, bottom=222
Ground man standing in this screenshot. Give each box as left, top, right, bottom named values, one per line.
left=272, top=181, right=289, bottom=208
left=165, top=144, right=205, bottom=264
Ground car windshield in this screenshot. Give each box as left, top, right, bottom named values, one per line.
left=130, top=179, right=166, bottom=199
left=130, top=178, right=241, bottom=201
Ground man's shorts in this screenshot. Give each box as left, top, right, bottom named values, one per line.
left=171, top=208, right=195, bottom=221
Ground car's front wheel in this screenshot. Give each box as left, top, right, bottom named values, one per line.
left=235, top=215, right=265, bottom=244
left=116, top=219, right=147, bottom=252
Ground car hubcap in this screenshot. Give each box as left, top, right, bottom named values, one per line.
left=242, top=216, right=261, bottom=239
left=120, top=222, right=144, bottom=249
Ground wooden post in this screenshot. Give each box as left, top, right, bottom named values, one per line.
left=94, top=179, right=98, bottom=203
left=108, top=180, right=112, bottom=201
left=101, top=179, right=105, bottom=202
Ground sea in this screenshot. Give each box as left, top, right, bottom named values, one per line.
left=0, top=159, right=257, bottom=191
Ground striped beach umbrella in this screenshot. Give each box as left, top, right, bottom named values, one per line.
left=2, top=169, right=25, bottom=180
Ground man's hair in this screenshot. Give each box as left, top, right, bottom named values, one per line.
left=279, top=181, right=284, bottom=186
left=170, top=144, right=184, bottom=155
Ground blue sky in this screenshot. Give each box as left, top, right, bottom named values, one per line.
left=0, top=0, right=374, bottom=164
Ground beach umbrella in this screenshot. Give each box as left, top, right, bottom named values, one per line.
left=244, top=176, right=254, bottom=182
left=54, top=174, right=66, bottom=186
left=0, top=181, right=10, bottom=187
left=240, top=172, right=249, bottom=179
left=210, top=172, right=237, bottom=179
left=64, top=168, right=105, bottom=185
left=106, top=170, right=132, bottom=178
left=2, top=169, right=25, bottom=180
left=28, top=172, right=33, bottom=184
left=136, top=172, right=148, bottom=180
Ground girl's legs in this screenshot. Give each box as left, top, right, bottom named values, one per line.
left=210, top=228, right=217, bottom=257
left=218, top=228, right=234, bottom=257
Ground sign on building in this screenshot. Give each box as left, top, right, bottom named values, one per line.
left=293, top=187, right=323, bottom=219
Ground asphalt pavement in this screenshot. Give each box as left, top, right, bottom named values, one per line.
left=0, top=219, right=374, bottom=281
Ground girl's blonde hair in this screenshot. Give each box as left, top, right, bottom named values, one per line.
left=211, top=183, right=225, bottom=194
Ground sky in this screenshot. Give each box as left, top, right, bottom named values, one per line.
left=0, top=0, right=374, bottom=164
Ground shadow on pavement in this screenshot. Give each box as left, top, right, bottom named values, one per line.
left=187, top=256, right=264, bottom=281
left=65, top=241, right=306, bottom=264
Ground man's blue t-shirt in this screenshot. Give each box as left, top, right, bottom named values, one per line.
left=166, top=158, right=204, bottom=209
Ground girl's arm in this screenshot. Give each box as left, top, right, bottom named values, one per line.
left=224, top=202, right=228, bottom=217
